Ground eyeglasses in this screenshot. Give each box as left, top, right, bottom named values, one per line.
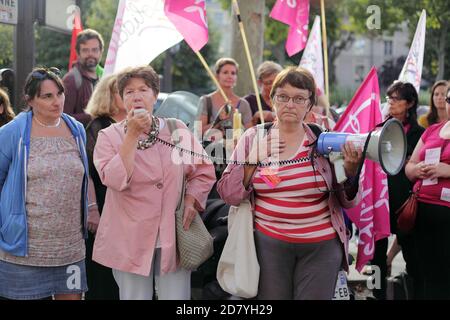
left=261, top=80, right=274, bottom=87
left=275, top=94, right=311, bottom=106
left=446, top=97, right=450, bottom=104
left=80, top=47, right=101, bottom=55
left=386, top=95, right=404, bottom=103
left=31, top=67, right=61, bottom=80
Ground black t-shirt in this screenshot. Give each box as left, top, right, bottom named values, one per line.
left=243, top=94, right=271, bottom=115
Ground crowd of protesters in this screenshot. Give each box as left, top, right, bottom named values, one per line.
left=0, top=27, right=449, bottom=301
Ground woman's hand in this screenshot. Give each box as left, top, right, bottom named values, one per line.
left=412, top=161, right=433, bottom=180
left=87, top=205, right=100, bottom=234
left=182, top=194, right=199, bottom=230
left=252, top=111, right=275, bottom=125
left=342, top=141, right=363, bottom=178
left=125, top=109, right=151, bottom=138
left=423, top=162, right=450, bottom=180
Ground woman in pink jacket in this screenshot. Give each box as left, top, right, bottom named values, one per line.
left=217, top=67, right=362, bottom=300
left=92, top=66, right=216, bottom=300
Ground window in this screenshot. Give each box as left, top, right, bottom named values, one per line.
left=355, top=65, right=365, bottom=83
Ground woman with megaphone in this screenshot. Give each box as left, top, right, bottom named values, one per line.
left=217, top=67, right=363, bottom=300
left=405, top=85, right=450, bottom=299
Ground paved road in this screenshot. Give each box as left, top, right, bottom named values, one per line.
left=347, top=235, right=406, bottom=300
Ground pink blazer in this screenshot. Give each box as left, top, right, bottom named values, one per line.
left=92, top=119, right=216, bottom=276
left=216, top=124, right=361, bottom=271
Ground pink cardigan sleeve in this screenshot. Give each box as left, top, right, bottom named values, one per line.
left=93, top=129, right=132, bottom=192
left=217, top=128, right=258, bottom=206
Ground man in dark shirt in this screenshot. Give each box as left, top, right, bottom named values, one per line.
left=63, top=29, right=104, bottom=127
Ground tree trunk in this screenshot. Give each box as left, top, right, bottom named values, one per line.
left=231, top=0, right=265, bottom=97
left=436, top=21, right=447, bottom=81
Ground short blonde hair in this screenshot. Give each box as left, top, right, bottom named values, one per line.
left=256, top=61, right=282, bottom=80
left=85, top=74, right=121, bottom=118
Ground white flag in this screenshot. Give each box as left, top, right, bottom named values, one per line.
left=104, top=0, right=183, bottom=75
left=299, top=16, right=324, bottom=95
left=398, top=10, right=426, bottom=93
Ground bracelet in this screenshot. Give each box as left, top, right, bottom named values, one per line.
left=88, top=203, right=98, bottom=208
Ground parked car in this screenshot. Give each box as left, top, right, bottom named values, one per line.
left=153, top=91, right=201, bottom=130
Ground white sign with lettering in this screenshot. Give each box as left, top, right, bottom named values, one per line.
left=0, top=0, right=18, bottom=25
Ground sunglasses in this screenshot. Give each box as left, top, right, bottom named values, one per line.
left=446, top=97, right=450, bottom=104
left=31, top=67, right=61, bottom=80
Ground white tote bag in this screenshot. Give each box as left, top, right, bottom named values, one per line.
left=216, top=200, right=259, bottom=298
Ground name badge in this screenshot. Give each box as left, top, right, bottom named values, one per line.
left=441, top=188, right=450, bottom=203
left=423, top=148, right=441, bottom=186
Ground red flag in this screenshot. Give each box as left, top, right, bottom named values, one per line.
left=69, top=10, right=83, bottom=70
left=270, top=0, right=310, bottom=56
left=164, top=0, right=209, bottom=52
left=334, top=67, right=390, bottom=272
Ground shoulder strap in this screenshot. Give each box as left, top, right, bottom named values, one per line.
left=307, top=123, right=323, bottom=138
left=256, top=122, right=273, bottom=137
left=206, top=95, right=213, bottom=123
left=167, top=118, right=185, bottom=210
left=72, top=67, right=83, bottom=91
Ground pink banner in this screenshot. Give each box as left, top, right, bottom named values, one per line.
left=334, top=67, right=391, bottom=272
left=270, top=0, right=310, bottom=56
left=164, top=0, right=209, bottom=52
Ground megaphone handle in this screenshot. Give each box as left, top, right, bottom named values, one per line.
left=328, top=153, right=347, bottom=184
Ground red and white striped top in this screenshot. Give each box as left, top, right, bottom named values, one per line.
left=252, top=137, right=337, bottom=243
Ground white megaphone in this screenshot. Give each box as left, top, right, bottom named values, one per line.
left=316, top=118, right=407, bottom=184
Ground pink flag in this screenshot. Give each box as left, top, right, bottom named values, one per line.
left=104, top=0, right=183, bottom=76
left=334, top=67, right=391, bottom=272
left=270, top=0, right=310, bottom=56
left=164, top=0, right=209, bottom=52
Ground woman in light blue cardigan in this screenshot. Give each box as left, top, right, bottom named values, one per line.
left=0, top=68, right=89, bottom=300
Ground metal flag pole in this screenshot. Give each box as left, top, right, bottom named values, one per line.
left=195, top=51, right=230, bottom=104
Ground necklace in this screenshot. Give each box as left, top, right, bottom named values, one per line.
left=124, top=116, right=160, bottom=150
left=34, top=116, right=61, bottom=128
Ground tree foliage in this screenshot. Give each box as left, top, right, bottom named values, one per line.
left=0, top=24, right=14, bottom=67
left=346, top=0, right=450, bottom=82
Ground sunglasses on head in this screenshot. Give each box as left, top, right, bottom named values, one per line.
left=31, top=67, right=61, bottom=80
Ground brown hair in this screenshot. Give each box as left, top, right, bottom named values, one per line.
left=426, top=80, right=448, bottom=126
left=85, top=74, right=121, bottom=118
left=0, top=87, right=15, bottom=126
left=270, top=66, right=317, bottom=106
left=23, top=68, right=65, bottom=103
left=117, top=65, right=160, bottom=99
left=214, top=57, right=239, bottom=74
left=76, top=29, right=105, bottom=54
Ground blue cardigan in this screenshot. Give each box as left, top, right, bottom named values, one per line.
left=0, top=111, right=89, bottom=256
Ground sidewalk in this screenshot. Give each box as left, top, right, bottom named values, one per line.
left=347, top=235, right=406, bottom=299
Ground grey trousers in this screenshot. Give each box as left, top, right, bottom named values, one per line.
left=255, top=230, right=343, bottom=300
